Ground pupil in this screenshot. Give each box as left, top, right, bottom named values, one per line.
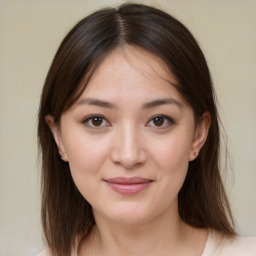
left=92, top=117, right=103, bottom=126
left=154, top=117, right=164, bottom=126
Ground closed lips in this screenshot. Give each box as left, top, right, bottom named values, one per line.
left=104, top=177, right=153, bottom=195
left=104, top=177, right=153, bottom=184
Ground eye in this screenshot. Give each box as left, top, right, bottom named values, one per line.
left=82, top=115, right=110, bottom=128
left=146, top=115, right=174, bottom=128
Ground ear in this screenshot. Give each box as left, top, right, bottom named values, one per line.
left=45, top=115, right=68, bottom=162
left=189, top=112, right=211, bottom=161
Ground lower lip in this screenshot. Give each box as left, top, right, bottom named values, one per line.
left=105, top=182, right=152, bottom=195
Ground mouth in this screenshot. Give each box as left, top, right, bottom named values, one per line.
left=103, top=177, right=153, bottom=195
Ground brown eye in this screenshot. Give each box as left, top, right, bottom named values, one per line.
left=91, top=116, right=103, bottom=126
left=153, top=116, right=164, bottom=126
left=146, top=115, right=174, bottom=129
left=83, top=115, right=110, bottom=128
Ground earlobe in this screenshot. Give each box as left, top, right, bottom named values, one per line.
left=189, top=112, right=211, bottom=161
left=45, top=115, right=68, bottom=161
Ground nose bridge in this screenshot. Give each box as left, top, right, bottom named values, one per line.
left=111, top=121, right=146, bottom=168
left=122, top=122, right=139, bottom=155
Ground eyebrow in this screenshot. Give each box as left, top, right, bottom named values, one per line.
left=77, top=97, right=182, bottom=109
left=142, top=98, right=182, bottom=109
left=77, top=98, right=115, bottom=109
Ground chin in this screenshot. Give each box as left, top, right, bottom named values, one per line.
left=95, top=201, right=158, bottom=226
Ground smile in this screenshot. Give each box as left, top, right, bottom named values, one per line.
left=104, top=177, right=153, bottom=195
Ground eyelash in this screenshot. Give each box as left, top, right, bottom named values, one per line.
left=82, top=114, right=111, bottom=129
left=82, top=114, right=175, bottom=129
left=146, top=114, right=175, bottom=129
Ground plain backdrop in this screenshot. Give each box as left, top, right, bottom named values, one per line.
left=0, top=0, right=255, bottom=255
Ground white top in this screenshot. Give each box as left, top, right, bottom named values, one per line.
left=202, top=230, right=256, bottom=256
left=37, top=230, right=256, bottom=256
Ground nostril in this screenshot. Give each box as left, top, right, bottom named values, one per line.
left=109, top=128, right=147, bottom=168
left=110, top=148, right=147, bottom=169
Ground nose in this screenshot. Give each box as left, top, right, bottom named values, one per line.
left=110, top=123, right=147, bottom=169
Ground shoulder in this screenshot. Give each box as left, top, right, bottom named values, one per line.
left=36, top=244, right=78, bottom=256
left=203, top=230, right=256, bottom=256
left=221, top=235, right=256, bottom=255
left=36, top=249, right=49, bottom=256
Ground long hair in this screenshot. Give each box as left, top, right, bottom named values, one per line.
left=38, top=3, right=235, bottom=256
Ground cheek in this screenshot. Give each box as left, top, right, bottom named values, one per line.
left=150, top=133, right=192, bottom=172
left=148, top=132, right=193, bottom=197
left=63, top=132, right=112, bottom=203
left=63, top=130, right=111, bottom=174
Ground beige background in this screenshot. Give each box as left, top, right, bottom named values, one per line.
left=0, top=0, right=255, bottom=255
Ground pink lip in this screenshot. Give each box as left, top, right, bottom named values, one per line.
left=104, top=177, right=153, bottom=195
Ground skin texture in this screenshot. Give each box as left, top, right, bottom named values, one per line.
left=46, top=47, right=210, bottom=256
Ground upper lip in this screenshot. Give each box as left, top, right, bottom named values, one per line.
left=104, top=177, right=153, bottom=184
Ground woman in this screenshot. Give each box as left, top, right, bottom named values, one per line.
left=37, top=3, right=256, bottom=256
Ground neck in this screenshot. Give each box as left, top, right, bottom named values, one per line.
left=96, top=211, right=182, bottom=256
left=78, top=205, right=207, bottom=256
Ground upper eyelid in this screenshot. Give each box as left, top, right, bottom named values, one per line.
left=147, top=114, right=174, bottom=122
left=82, top=114, right=108, bottom=122
left=146, top=114, right=175, bottom=127
left=82, top=114, right=111, bottom=128
left=81, top=114, right=174, bottom=126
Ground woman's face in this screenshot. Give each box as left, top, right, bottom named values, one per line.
left=47, top=47, right=209, bottom=225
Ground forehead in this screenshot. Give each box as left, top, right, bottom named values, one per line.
left=91, top=46, right=176, bottom=86
left=76, top=46, right=185, bottom=106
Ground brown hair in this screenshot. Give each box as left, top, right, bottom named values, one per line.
left=38, top=3, right=235, bottom=256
